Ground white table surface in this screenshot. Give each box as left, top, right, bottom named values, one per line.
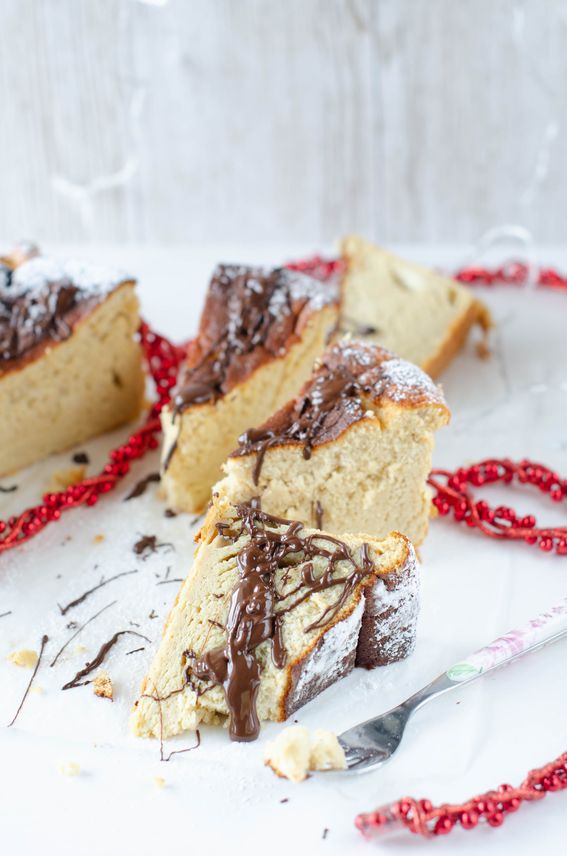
left=1, top=243, right=566, bottom=856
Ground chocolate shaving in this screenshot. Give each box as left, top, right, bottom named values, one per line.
left=133, top=535, right=174, bottom=559
left=124, top=472, right=160, bottom=501
left=58, top=570, right=138, bottom=616
left=62, top=630, right=151, bottom=690
left=50, top=601, right=117, bottom=668
left=7, top=634, right=48, bottom=727
left=0, top=483, right=17, bottom=493
left=72, top=451, right=90, bottom=465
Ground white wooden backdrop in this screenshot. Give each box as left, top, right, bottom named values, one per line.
left=0, top=0, right=565, bottom=245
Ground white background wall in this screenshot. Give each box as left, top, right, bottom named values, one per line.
left=0, top=0, right=565, bottom=245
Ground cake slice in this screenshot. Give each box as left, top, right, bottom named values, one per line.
left=160, top=264, right=338, bottom=513
left=215, top=340, right=449, bottom=546
left=131, top=495, right=418, bottom=742
left=0, top=247, right=144, bottom=475
left=340, top=235, right=491, bottom=377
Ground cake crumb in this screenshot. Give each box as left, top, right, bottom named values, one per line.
left=8, top=648, right=38, bottom=668
left=47, top=465, right=86, bottom=492
left=59, top=761, right=80, bottom=777
left=265, top=726, right=346, bottom=783
left=93, top=534, right=105, bottom=544
left=93, top=670, right=113, bottom=700
left=30, top=685, right=44, bottom=695
left=154, top=776, right=166, bottom=788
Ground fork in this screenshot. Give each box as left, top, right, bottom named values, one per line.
left=338, top=597, right=567, bottom=773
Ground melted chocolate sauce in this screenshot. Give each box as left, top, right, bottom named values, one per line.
left=237, top=359, right=367, bottom=484
left=172, top=265, right=324, bottom=416
left=0, top=280, right=88, bottom=363
left=187, top=501, right=374, bottom=742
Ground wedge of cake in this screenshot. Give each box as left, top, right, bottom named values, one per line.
left=0, top=247, right=144, bottom=475
left=131, top=495, right=418, bottom=742
left=215, top=340, right=449, bottom=546
left=340, top=235, right=491, bottom=377
left=160, top=264, right=338, bottom=513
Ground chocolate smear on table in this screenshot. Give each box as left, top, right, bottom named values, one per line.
left=125, top=647, right=146, bottom=656
left=164, top=508, right=177, bottom=518
left=322, top=828, right=329, bottom=840
left=171, top=265, right=333, bottom=417
left=50, top=601, right=117, bottom=668
left=72, top=451, right=90, bottom=465
left=124, top=472, right=160, bottom=501
left=62, top=630, right=151, bottom=690
left=0, top=483, right=17, bottom=493
left=0, top=610, right=12, bottom=619
left=156, top=578, right=184, bottom=586
left=186, top=500, right=374, bottom=742
left=58, top=569, right=138, bottom=616
left=7, top=634, right=48, bottom=727
left=133, top=535, right=174, bottom=560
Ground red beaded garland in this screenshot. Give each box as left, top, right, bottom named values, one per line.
left=0, top=322, right=185, bottom=554
left=355, top=751, right=567, bottom=839
left=429, top=459, right=567, bottom=555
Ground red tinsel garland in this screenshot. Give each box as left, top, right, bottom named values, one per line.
left=0, top=322, right=184, bottom=554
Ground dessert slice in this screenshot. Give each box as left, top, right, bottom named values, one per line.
left=216, top=340, right=449, bottom=546
left=340, top=235, right=491, bottom=377
left=131, top=495, right=418, bottom=742
left=160, top=264, right=338, bottom=513
left=0, top=247, right=144, bottom=475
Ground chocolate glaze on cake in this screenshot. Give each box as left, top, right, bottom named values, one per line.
left=186, top=500, right=380, bottom=742
left=233, top=340, right=445, bottom=483
left=172, top=264, right=336, bottom=416
left=0, top=255, right=132, bottom=368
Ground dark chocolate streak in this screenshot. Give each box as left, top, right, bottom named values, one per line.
left=62, top=629, right=151, bottom=690
left=172, top=265, right=315, bottom=415
left=187, top=501, right=374, bottom=742
left=125, top=472, right=160, bottom=501
left=0, top=279, right=94, bottom=363
left=237, top=360, right=368, bottom=484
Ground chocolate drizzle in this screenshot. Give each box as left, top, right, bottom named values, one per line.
left=234, top=341, right=444, bottom=484
left=0, top=280, right=87, bottom=363
left=172, top=265, right=332, bottom=416
left=62, top=629, right=151, bottom=690
left=187, top=501, right=374, bottom=742
left=125, top=472, right=160, bottom=501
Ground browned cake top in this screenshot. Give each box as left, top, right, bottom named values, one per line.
left=0, top=248, right=133, bottom=371
left=232, top=340, right=447, bottom=481
left=172, top=264, right=336, bottom=415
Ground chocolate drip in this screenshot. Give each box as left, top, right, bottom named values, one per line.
left=238, top=361, right=366, bottom=484
left=173, top=265, right=328, bottom=415
left=313, top=499, right=324, bottom=530
left=0, top=278, right=96, bottom=364
left=187, top=501, right=374, bottom=742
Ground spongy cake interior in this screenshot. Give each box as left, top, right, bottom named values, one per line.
left=0, top=283, right=144, bottom=475
left=340, top=235, right=490, bottom=376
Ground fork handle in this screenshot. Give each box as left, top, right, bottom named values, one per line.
left=410, top=596, right=567, bottom=709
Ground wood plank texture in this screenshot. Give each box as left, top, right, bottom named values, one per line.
left=0, top=0, right=564, bottom=244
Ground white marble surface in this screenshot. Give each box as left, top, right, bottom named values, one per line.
left=0, top=244, right=566, bottom=855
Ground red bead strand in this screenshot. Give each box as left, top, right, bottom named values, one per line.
left=355, top=751, right=567, bottom=839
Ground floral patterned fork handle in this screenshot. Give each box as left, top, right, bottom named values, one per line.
left=338, top=597, right=567, bottom=773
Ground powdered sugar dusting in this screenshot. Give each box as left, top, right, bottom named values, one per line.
left=11, top=256, right=131, bottom=297
left=336, top=340, right=445, bottom=407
